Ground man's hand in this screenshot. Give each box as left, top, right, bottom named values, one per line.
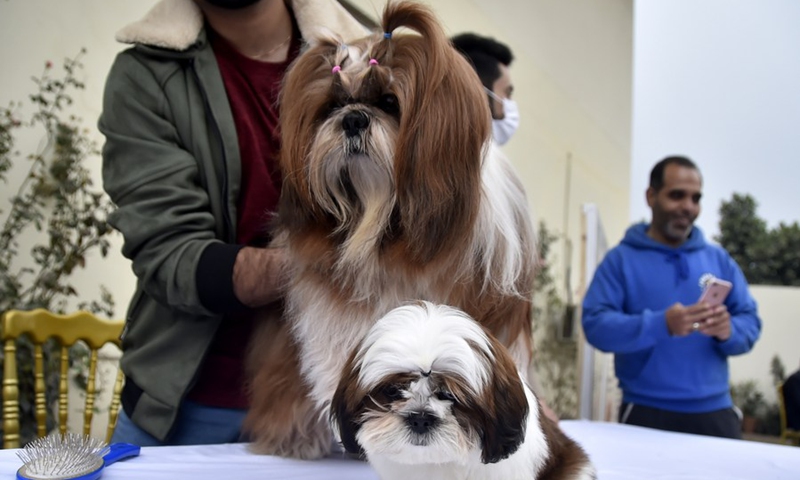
left=665, top=302, right=713, bottom=336
left=232, top=246, right=289, bottom=307
left=699, top=305, right=731, bottom=341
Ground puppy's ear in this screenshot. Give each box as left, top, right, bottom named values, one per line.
left=478, top=340, right=530, bottom=464
left=330, top=350, right=367, bottom=458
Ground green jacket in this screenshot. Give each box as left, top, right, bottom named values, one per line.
left=99, top=0, right=366, bottom=441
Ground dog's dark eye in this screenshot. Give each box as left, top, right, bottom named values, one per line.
left=376, top=94, right=399, bottom=115
left=382, top=384, right=403, bottom=401
left=324, top=100, right=345, bottom=117
left=436, top=390, right=457, bottom=403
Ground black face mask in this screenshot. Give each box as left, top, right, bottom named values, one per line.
left=204, top=0, right=261, bottom=9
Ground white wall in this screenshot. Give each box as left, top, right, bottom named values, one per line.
left=730, top=285, right=800, bottom=404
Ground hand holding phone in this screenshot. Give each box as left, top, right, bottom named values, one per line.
left=698, top=278, right=732, bottom=306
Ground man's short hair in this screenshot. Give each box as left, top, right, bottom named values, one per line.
left=649, top=155, right=700, bottom=191
left=451, top=33, right=513, bottom=90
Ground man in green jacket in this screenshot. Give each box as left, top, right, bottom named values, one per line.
left=100, top=0, right=366, bottom=445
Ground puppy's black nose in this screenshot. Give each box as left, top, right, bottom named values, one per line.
left=406, top=412, right=437, bottom=435
left=342, top=111, right=370, bottom=137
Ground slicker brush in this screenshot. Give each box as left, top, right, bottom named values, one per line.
left=16, top=432, right=140, bottom=480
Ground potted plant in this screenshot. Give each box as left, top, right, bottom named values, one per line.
left=731, top=380, right=766, bottom=434
left=530, top=222, right=579, bottom=419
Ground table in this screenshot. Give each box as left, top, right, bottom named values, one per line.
left=562, top=420, right=799, bottom=479
left=3, top=420, right=799, bottom=479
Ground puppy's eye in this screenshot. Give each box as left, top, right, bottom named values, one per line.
left=436, top=390, right=457, bottom=403
left=376, top=94, right=399, bottom=115
left=382, top=384, right=403, bottom=401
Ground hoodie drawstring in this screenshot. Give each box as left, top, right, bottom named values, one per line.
left=666, top=251, right=690, bottom=285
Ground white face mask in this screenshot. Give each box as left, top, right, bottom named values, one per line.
left=484, top=88, right=520, bottom=146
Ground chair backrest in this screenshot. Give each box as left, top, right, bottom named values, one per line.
left=2, top=309, right=125, bottom=448
left=777, top=381, right=800, bottom=446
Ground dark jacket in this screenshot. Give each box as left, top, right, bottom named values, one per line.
left=99, top=0, right=366, bottom=440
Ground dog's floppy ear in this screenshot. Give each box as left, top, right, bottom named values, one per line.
left=330, top=350, right=367, bottom=458
left=277, top=39, right=343, bottom=230
left=375, top=1, right=491, bottom=263
left=477, top=340, right=530, bottom=464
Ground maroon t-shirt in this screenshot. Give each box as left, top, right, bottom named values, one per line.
left=187, top=31, right=299, bottom=408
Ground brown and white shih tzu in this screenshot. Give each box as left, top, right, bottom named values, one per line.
left=245, top=1, right=537, bottom=459
left=332, top=302, right=596, bottom=480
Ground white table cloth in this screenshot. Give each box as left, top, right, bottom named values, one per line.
left=3, top=420, right=799, bottom=479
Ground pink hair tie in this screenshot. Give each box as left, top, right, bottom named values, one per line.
left=332, top=65, right=342, bottom=74
left=369, top=58, right=379, bottom=66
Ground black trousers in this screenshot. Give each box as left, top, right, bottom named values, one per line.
left=619, top=402, right=742, bottom=439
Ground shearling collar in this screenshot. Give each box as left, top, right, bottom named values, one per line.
left=115, top=0, right=368, bottom=51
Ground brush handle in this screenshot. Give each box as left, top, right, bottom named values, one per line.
left=103, top=443, right=141, bottom=466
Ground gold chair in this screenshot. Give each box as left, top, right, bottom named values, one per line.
left=2, top=309, right=125, bottom=448
left=777, top=381, right=800, bottom=446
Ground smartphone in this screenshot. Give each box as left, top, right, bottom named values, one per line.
left=698, top=278, right=732, bottom=306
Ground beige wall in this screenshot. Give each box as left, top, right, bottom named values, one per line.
left=0, top=0, right=157, bottom=316
left=1, top=0, right=633, bottom=317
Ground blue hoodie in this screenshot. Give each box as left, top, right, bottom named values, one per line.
left=581, top=223, right=761, bottom=413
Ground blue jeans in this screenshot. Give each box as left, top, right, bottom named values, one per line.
left=111, top=401, right=248, bottom=446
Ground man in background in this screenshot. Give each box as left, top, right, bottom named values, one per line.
left=582, top=155, right=761, bottom=438
left=451, top=33, right=520, bottom=146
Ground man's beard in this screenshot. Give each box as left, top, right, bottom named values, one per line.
left=665, top=216, right=694, bottom=242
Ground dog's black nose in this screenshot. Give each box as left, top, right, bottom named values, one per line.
left=342, top=111, right=370, bottom=137
left=406, top=412, right=437, bottom=435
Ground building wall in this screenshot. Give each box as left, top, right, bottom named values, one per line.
left=0, top=0, right=157, bottom=317
left=730, top=285, right=800, bottom=404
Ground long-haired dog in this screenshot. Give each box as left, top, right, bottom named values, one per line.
left=244, top=1, right=536, bottom=459
left=332, top=302, right=596, bottom=480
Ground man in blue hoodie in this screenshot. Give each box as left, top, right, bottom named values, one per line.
left=582, top=156, right=761, bottom=439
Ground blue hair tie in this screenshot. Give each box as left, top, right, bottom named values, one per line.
left=383, top=32, right=392, bottom=39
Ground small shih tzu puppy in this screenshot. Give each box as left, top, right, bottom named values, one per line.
left=245, top=1, right=537, bottom=459
left=331, top=302, right=596, bottom=480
